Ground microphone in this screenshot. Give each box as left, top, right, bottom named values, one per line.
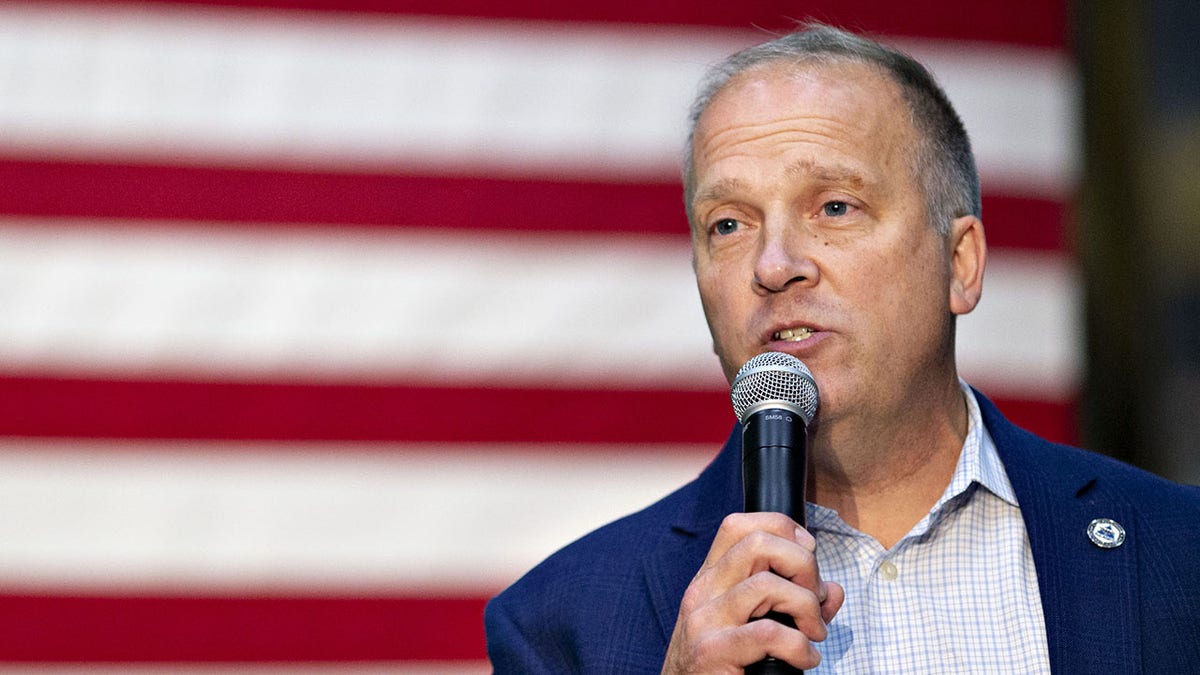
left=730, top=352, right=819, bottom=675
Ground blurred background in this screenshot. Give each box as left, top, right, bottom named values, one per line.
left=0, top=0, right=1193, bottom=671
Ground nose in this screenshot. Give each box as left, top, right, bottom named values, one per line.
left=752, top=220, right=820, bottom=293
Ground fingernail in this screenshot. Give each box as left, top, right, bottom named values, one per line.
left=795, top=527, right=816, bottom=551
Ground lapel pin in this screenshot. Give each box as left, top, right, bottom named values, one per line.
left=1087, top=518, right=1126, bottom=549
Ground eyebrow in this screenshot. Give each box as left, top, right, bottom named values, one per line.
left=692, top=177, right=750, bottom=206
left=694, top=161, right=869, bottom=207
left=785, top=159, right=867, bottom=188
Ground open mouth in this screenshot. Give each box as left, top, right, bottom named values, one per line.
left=773, top=327, right=815, bottom=342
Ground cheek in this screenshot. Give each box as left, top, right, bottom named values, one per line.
left=830, top=246, right=899, bottom=303
left=696, top=266, right=739, bottom=331
left=834, top=239, right=949, bottom=329
left=695, top=261, right=754, bottom=355
left=858, top=250, right=953, bottom=355
left=867, top=226, right=946, bottom=285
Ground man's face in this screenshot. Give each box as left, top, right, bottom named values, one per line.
left=689, top=61, right=967, bottom=425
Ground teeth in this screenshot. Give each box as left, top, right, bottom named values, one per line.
left=774, top=327, right=814, bottom=341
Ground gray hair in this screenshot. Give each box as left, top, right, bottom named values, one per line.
left=683, top=23, right=980, bottom=237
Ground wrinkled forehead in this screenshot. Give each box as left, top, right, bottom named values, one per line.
left=689, top=60, right=919, bottom=190
left=695, top=58, right=911, bottom=141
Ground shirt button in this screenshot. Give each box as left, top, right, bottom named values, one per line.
left=879, top=560, right=898, bottom=581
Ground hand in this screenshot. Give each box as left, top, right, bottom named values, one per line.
left=661, top=512, right=844, bottom=674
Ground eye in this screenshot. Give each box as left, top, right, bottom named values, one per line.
left=712, top=218, right=740, bottom=235
left=823, top=201, right=849, bottom=217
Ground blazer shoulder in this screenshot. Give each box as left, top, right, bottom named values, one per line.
left=485, top=475, right=705, bottom=673
left=489, top=426, right=742, bottom=622
left=492, top=474, right=699, bottom=611
left=1046, top=437, right=1200, bottom=513
left=978, top=387, right=1200, bottom=514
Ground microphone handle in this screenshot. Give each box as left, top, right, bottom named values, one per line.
left=742, top=411, right=807, bottom=524
left=742, top=409, right=808, bottom=675
left=746, top=659, right=804, bottom=675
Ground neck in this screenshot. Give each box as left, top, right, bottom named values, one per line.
left=807, top=378, right=968, bottom=549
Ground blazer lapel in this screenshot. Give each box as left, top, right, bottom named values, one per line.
left=645, top=426, right=744, bottom=641
left=980, top=392, right=1141, bottom=673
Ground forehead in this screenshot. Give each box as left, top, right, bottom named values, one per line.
left=691, top=60, right=916, bottom=182
left=700, top=58, right=910, bottom=132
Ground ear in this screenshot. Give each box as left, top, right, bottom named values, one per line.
left=948, top=215, right=986, bottom=316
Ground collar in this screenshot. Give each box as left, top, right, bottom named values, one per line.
left=807, top=380, right=1019, bottom=537
left=948, top=379, right=1018, bottom=507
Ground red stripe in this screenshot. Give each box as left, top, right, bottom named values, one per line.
left=0, top=375, right=1076, bottom=445
left=0, top=375, right=735, bottom=444
left=0, top=157, right=686, bottom=234
left=989, top=396, right=1077, bottom=448
left=51, top=0, right=1068, bottom=48
left=0, top=158, right=1066, bottom=251
left=982, top=194, right=1072, bottom=253
left=0, top=593, right=486, bottom=662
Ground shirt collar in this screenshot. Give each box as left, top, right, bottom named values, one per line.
left=807, top=381, right=1019, bottom=536
left=951, top=379, right=1018, bottom=508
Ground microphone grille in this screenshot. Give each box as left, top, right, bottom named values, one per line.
left=730, top=352, right=819, bottom=424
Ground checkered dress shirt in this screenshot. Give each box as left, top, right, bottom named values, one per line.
left=806, top=383, right=1051, bottom=673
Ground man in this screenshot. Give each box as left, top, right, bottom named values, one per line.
left=485, top=24, right=1200, bottom=673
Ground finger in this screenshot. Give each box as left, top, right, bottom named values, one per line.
left=686, top=515, right=810, bottom=606
left=684, top=513, right=826, bottom=630
left=819, top=580, right=846, bottom=625
left=718, top=571, right=828, bottom=641
left=718, top=528, right=821, bottom=592
left=703, top=616, right=822, bottom=670
left=685, top=530, right=804, bottom=611
left=702, top=512, right=803, bottom=569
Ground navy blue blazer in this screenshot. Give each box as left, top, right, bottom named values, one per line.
left=486, top=393, right=1200, bottom=673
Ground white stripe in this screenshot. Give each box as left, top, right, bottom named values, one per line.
left=0, top=438, right=712, bottom=593
left=0, top=4, right=1076, bottom=192
left=894, top=39, right=1079, bottom=197
left=0, top=219, right=723, bottom=389
left=958, top=252, right=1083, bottom=399
left=0, top=219, right=1079, bottom=395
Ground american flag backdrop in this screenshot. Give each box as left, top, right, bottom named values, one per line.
left=0, top=1, right=1078, bottom=671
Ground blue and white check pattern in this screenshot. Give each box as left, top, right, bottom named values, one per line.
left=806, top=382, right=1051, bottom=673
